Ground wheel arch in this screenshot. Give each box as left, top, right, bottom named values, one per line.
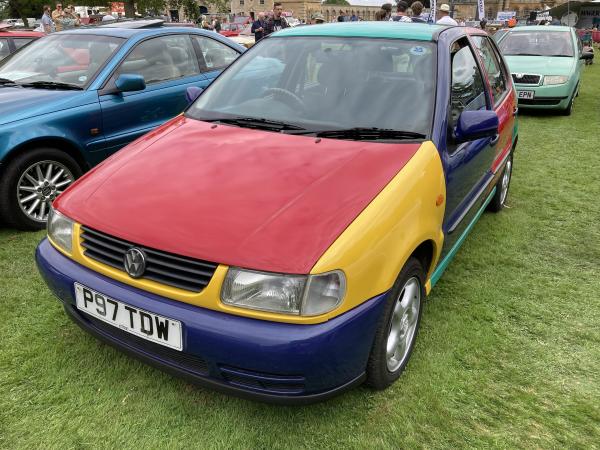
left=1, top=137, right=89, bottom=176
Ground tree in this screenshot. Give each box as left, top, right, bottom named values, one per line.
left=322, top=0, right=350, bottom=5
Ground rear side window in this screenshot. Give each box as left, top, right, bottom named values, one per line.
left=192, top=36, right=239, bottom=71
left=13, top=38, right=34, bottom=50
left=0, top=38, right=10, bottom=59
left=450, top=40, right=487, bottom=125
left=472, top=36, right=508, bottom=105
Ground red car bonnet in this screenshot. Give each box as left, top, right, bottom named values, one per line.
left=56, top=117, right=421, bottom=274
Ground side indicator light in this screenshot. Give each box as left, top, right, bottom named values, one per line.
left=436, top=194, right=444, bottom=206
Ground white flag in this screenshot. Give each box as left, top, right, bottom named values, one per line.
left=430, top=0, right=437, bottom=23
left=477, top=0, right=485, bottom=20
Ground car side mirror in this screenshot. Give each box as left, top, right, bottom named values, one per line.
left=186, top=86, right=204, bottom=104
left=115, top=74, right=146, bottom=93
left=580, top=52, right=593, bottom=60
left=454, top=110, right=499, bottom=143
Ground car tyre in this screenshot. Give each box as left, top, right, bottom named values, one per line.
left=0, top=148, right=82, bottom=230
left=561, top=97, right=574, bottom=116
left=366, top=257, right=425, bottom=390
left=488, top=154, right=513, bottom=213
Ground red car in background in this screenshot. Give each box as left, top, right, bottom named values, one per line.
left=0, top=26, right=43, bottom=61
left=219, top=22, right=244, bottom=37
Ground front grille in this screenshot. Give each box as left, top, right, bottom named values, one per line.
left=83, top=313, right=209, bottom=375
left=80, top=226, right=218, bottom=292
left=512, top=74, right=541, bottom=85
left=220, top=365, right=305, bottom=394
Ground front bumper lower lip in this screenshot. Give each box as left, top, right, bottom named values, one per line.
left=36, top=238, right=387, bottom=404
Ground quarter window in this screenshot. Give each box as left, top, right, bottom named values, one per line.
left=472, top=36, right=508, bottom=105
left=117, top=35, right=199, bottom=85
left=0, top=38, right=10, bottom=59
left=192, top=36, right=239, bottom=71
left=13, top=38, right=34, bottom=50
left=450, top=41, right=487, bottom=125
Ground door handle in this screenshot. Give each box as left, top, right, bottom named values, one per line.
left=490, top=134, right=500, bottom=146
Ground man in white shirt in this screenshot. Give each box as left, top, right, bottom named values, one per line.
left=436, top=4, right=458, bottom=25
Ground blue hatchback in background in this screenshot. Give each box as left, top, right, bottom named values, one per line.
left=0, top=22, right=244, bottom=230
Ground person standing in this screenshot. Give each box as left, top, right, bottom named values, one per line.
left=51, top=3, right=64, bottom=32
left=264, top=3, right=289, bottom=36
left=392, top=1, right=412, bottom=22
left=436, top=4, right=458, bottom=25
left=410, top=1, right=426, bottom=23
left=252, top=12, right=266, bottom=42
left=61, top=5, right=80, bottom=30
left=41, top=5, right=54, bottom=33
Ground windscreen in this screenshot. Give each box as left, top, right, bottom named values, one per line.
left=0, top=33, right=124, bottom=87
left=187, top=37, right=436, bottom=137
left=499, top=31, right=574, bottom=57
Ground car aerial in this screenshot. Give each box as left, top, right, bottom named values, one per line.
left=0, top=24, right=43, bottom=62
left=0, top=21, right=244, bottom=230
left=496, top=25, right=584, bottom=115
left=37, top=23, right=517, bottom=404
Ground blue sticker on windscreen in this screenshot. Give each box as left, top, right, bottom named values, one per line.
left=410, top=46, right=428, bottom=56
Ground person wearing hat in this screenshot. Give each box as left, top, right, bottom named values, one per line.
left=312, top=13, right=325, bottom=24
left=436, top=4, right=458, bottom=25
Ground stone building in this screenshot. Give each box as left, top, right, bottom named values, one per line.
left=231, top=0, right=275, bottom=18
left=230, top=0, right=321, bottom=21
left=452, top=0, right=565, bottom=20
left=321, top=0, right=391, bottom=22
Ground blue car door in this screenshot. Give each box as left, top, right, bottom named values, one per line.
left=97, top=34, right=214, bottom=156
left=440, top=37, right=507, bottom=256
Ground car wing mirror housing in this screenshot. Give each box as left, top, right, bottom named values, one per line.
left=454, top=110, right=499, bottom=143
left=186, top=86, right=204, bottom=104
left=115, top=74, right=146, bottom=93
left=580, top=52, right=593, bottom=61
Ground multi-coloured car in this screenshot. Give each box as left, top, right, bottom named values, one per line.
left=0, top=22, right=243, bottom=230
left=0, top=25, right=43, bottom=61
left=496, top=25, right=584, bottom=115
left=37, top=23, right=518, bottom=403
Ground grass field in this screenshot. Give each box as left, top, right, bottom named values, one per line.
left=1, top=59, right=599, bottom=449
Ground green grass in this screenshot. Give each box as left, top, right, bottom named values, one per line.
left=2, top=62, right=600, bottom=449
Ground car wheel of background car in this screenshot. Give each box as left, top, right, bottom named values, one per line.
left=488, top=154, right=513, bottom=213
left=0, top=148, right=82, bottom=230
left=366, top=257, right=425, bottom=390
left=561, top=97, right=574, bottom=116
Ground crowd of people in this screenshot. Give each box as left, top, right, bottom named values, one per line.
left=41, top=3, right=81, bottom=33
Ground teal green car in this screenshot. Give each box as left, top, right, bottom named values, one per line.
left=497, top=26, right=584, bottom=115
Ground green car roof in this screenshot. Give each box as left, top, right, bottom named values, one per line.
left=273, top=22, right=446, bottom=41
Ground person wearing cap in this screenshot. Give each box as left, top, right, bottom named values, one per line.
left=436, top=4, right=458, bottom=25
left=312, top=13, right=325, bottom=24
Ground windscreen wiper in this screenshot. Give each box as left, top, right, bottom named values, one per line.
left=206, top=117, right=307, bottom=132
left=20, top=81, right=83, bottom=90
left=0, top=77, right=19, bottom=86
left=315, top=127, right=426, bottom=141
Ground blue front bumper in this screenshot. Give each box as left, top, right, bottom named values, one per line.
left=36, top=239, right=387, bottom=404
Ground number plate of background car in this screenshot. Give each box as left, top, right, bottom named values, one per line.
left=74, top=283, right=182, bottom=350
left=517, top=90, right=535, bottom=99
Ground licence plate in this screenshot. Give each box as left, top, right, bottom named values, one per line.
left=517, top=90, right=535, bottom=99
left=74, top=283, right=183, bottom=351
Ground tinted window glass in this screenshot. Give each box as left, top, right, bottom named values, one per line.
left=472, top=36, right=507, bottom=105
left=192, top=36, right=239, bottom=71
left=451, top=43, right=487, bottom=125
left=0, top=38, right=11, bottom=59
left=188, top=37, right=436, bottom=137
left=499, top=31, right=574, bottom=57
left=13, top=38, right=34, bottom=50
left=117, top=35, right=199, bottom=85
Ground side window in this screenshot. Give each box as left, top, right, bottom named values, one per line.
left=116, top=35, right=199, bottom=85
left=192, top=36, right=239, bottom=71
left=0, top=38, right=10, bottom=59
left=450, top=41, right=487, bottom=126
left=472, top=36, right=508, bottom=105
left=13, top=38, right=34, bottom=50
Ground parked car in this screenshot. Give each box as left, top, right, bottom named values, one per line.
left=37, top=23, right=517, bottom=404
left=0, top=23, right=244, bottom=229
left=228, top=23, right=255, bottom=48
left=496, top=25, right=584, bottom=115
left=0, top=25, right=43, bottom=61
left=219, top=22, right=244, bottom=37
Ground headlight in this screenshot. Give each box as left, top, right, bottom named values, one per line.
left=47, top=207, right=74, bottom=253
left=544, top=75, right=569, bottom=85
left=221, top=268, right=346, bottom=316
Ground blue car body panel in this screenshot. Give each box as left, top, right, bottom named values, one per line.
left=0, top=27, right=244, bottom=169
left=36, top=239, right=385, bottom=403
